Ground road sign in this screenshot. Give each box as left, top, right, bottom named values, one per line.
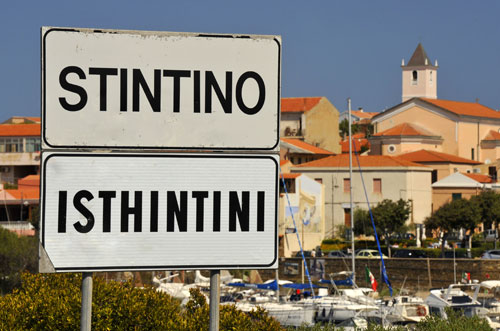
left=41, top=27, right=281, bottom=150
left=41, top=152, right=278, bottom=272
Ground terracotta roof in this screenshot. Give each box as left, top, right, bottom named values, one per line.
left=0, top=124, right=40, bottom=137
left=373, top=122, right=438, bottom=137
left=340, top=138, right=370, bottom=153
left=295, top=154, right=427, bottom=168
left=398, top=149, right=481, bottom=165
left=406, top=43, right=434, bottom=67
left=281, top=138, right=333, bottom=154
left=483, top=130, right=500, bottom=141
left=280, top=159, right=290, bottom=166
left=281, top=173, right=301, bottom=179
left=421, top=98, right=500, bottom=119
left=281, top=97, right=322, bottom=113
left=463, top=173, right=495, bottom=183
left=18, top=175, right=40, bottom=188
left=3, top=188, right=39, bottom=200
left=350, top=110, right=378, bottom=119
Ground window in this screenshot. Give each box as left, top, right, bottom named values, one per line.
left=412, top=70, right=418, bottom=85
left=373, top=178, right=382, bottom=193
left=25, top=138, right=41, bottom=152
left=280, top=178, right=296, bottom=194
left=0, top=138, right=22, bottom=152
left=452, top=193, right=462, bottom=201
left=343, top=178, right=350, bottom=193
left=471, top=148, right=475, bottom=161
left=344, top=209, right=351, bottom=227
left=489, top=166, right=497, bottom=181
left=432, top=170, right=438, bottom=183
left=315, top=178, right=323, bottom=184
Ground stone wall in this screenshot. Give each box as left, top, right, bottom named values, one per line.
left=258, top=257, right=500, bottom=292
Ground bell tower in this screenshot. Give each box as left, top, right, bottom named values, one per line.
left=401, top=43, right=438, bottom=102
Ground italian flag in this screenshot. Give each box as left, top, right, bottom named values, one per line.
left=365, top=267, right=378, bottom=291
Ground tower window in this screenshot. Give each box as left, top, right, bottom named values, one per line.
left=412, top=70, right=418, bottom=85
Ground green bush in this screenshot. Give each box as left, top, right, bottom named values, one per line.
left=0, top=273, right=282, bottom=331
left=0, top=227, right=38, bottom=294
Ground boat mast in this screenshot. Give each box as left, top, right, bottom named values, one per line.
left=348, top=97, right=355, bottom=282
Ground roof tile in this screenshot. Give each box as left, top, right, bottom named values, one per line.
left=483, top=130, right=500, bottom=141
left=281, top=97, right=322, bottom=113
left=281, top=138, right=333, bottom=154
left=295, top=154, right=427, bottom=168
left=0, top=124, right=40, bottom=137
left=421, top=98, right=500, bottom=119
left=463, top=173, right=495, bottom=183
left=398, top=149, right=481, bottom=165
left=373, top=122, right=438, bottom=137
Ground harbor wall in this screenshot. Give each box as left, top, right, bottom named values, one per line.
left=259, top=257, right=500, bottom=292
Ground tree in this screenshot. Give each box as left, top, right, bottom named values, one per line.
left=0, top=227, right=38, bottom=294
left=472, top=190, right=500, bottom=248
left=425, top=198, right=481, bottom=256
left=353, top=199, right=411, bottom=257
left=339, top=119, right=360, bottom=139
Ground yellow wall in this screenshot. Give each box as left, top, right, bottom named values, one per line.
left=457, top=121, right=500, bottom=162
left=304, top=98, right=341, bottom=154
left=376, top=104, right=500, bottom=162
left=377, top=105, right=457, bottom=155
left=292, top=167, right=432, bottom=237
left=432, top=187, right=481, bottom=212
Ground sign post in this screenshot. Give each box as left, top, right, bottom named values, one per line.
left=209, top=270, right=221, bottom=331
left=80, top=272, right=92, bottom=331
left=41, top=27, right=281, bottom=330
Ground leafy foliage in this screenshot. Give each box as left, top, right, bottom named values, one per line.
left=353, top=199, right=411, bottom=256
left=425, top=198, right=481, bottom=255
left=0, top=227, right=38, bottom=294
left=472, top=190, right=500, bottom=230
left=0, top=272, right=282, bottom=330
left=339, top=118, right=360, bottom=138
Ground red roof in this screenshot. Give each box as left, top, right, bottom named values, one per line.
left=398, top=149, right=481, bottom=165
left=4, top=189, right=39, bottom=200
left=18, top=175, right=40, bottom=189
left=351, top=110, right=378, bottom=119
left=281, top=97, right=322, bottom=113
left=281, top=173, right=301, bottom=179
left=373, top=123, right=438, bottom=137
left=296, top=154, right=426, bottom=168
left=280, top=159, right=290, bottom=166
left=421, top=98, right=500, bottom=119
left=483, top=130, right=500, bottom=141
left=340, top=138, right=370, bottom=153
left=0, top=124, right=40, bottom=137
left=463, top=173, right=495, bottom=183
left=281, top=138, right=333, bottom=154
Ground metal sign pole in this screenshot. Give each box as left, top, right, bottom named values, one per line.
left=80, top=272, right=93, bottom=331
left=209, top=270, right=220, bottom=331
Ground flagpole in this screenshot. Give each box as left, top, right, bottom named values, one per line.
left=348, top=97, right=355, bottom=282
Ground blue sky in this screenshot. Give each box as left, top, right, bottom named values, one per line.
left=1, top=1, right=500, bottom=120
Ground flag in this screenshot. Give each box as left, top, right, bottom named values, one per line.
left=462, top=272, right=471, bottom=283
left=365, top=267, right=378, bottom=291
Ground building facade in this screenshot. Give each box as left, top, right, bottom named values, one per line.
left=291, top=155, right=432, bottom=237
left=281, top=97, right=341, bottom=154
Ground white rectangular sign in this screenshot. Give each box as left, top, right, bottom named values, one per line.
left=41, top=152, right=278, bottom=272
left=42, top=27, right=281, bottom=150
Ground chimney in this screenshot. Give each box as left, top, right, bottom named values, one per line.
left=358, top=107, right=364, bottom=113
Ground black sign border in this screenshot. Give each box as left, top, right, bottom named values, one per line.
left=41, top=152, right=279, bottom=271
